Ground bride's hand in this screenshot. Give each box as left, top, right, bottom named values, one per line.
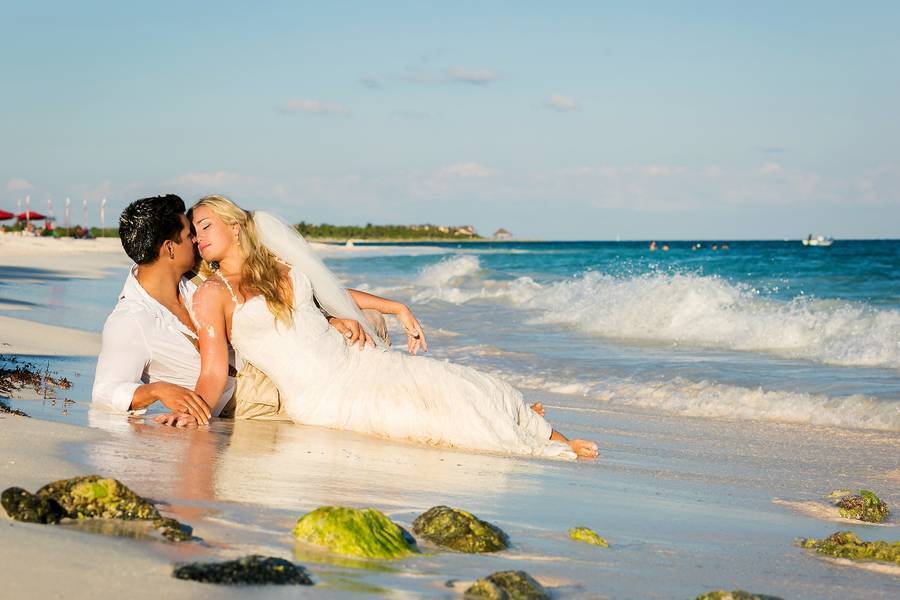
left=328, top=317, right=375, bottom=349
left=397, top=306, right=427, bottom=355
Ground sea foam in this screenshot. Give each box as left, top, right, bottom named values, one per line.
left=412, top=257, right=900, bottom=369
left=492, top=370, right=900, bottom=432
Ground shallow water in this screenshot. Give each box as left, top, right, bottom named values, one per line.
left=2, top=242, right=899, bottom=597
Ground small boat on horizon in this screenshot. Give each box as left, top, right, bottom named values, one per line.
left=802, top=234, right=833, bottom=247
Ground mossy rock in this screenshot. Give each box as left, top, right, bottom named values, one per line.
left=696, top=592, right=783, bottom=600
left=801, top=531, right=900, bottom=565
left=412, top=506, right=509, bottom=553
left=829, top=489, right=890, bottom=523
left=173, top=555, right=313, bottom=585
left=292, top=506, right=416, bottom=559
left=568, top=526, right=608, bottom=547
left=464, top=570, right=548, bottom=600
left=2, top=475, right=192, bottom=541
left=36, top=476, right=160, bottom=520
left=1, top=487, right=64, bottom=524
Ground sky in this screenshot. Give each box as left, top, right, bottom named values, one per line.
left=1, top=1, right=898, bottom=239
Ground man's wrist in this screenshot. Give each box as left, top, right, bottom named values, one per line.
left=131, top=382, right=160, bottom=410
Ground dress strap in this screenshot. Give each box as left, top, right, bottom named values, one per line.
left=214, top=270, right=241, bottom=306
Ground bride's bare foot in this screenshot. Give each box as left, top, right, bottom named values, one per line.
left=529, top=402, right=545, bottom=417
left=569, top=439, right=599, bottom=459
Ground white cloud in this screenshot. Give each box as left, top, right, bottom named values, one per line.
left=543, top=94, right=581, bottom=112
left=279, top=99, right=350, bottom=116
left=758, top=162, right=784, bottom=175
left=447, top=66, right=500, bottom=85
left=7, top=177, right=34, bottom=191
left=164, top=171, right=245, bottom=188
left=438, top=162, right=496, bottom=178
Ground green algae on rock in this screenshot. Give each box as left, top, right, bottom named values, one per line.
left=695, top=591, right=783, bottom=600
left=801, top=531, right=900, bottom=565
left=464, top=570, right=549, bottom=600
left=37, top=476, right=160, bottom=520
left=292, top=506, right=416, bottom=559
left=829, top=489, right=890, bottom=523
left=2, top=475, right=192, bottom=541
left=173, top=555, right=313, bottom=585
left=1, top=487, right=64, bottom=524
left=412, top=506, right=509, bottom=553
left=568, top=526, right=608, bottom=547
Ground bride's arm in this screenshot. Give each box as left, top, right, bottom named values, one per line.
left=347, top=289, right=427, bottom=355
left=191, top=281, right=231, bottom=415
left=346, top=288, right=405, bottom=315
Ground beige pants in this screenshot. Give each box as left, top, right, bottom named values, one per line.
left=221, top=309, right=391, bottom=420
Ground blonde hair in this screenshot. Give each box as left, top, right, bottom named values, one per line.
left=191, top=195, right=293, bottom=325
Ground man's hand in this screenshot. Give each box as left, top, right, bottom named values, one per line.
left=154, top=411, right=200, bottom=428
left=397, top=306, right=427, bottom=355
left=148, top=382, right=211, bottom=425
left=328, top=317, right=375, bottom=350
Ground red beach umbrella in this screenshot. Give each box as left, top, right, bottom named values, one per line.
left=0, top=209, right=15, bottom=220
left=16, top=211, right=46, bottom=221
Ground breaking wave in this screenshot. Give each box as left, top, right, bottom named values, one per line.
left=412, top=256, right=900, bottom=369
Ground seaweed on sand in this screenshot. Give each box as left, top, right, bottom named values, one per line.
left=828, top=489, right=890, bottom=523
left=800, top=531, right=900, bottom=565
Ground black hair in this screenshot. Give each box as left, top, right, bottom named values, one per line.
left=118, top=195, right=186, bottom=264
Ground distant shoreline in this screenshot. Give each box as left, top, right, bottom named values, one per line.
left=308, top=237, right=900, bottom=244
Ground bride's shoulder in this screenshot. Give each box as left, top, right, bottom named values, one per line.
left=193, top=277, right=233, bottom=308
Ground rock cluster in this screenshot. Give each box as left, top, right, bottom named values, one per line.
left=173, top=555, right=313, bottom=585
left=464, top=570, right=548, bottom=599
left=292, top=506, right=416, bottom=559
left=801, top=531, right=900, bottom=564
left=1, top=475, right=192, bottom=541
left=829, top=489, right=890, bottom=523
left=413, top=506, right=509, bottom=553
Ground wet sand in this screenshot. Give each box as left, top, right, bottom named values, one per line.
left=3, top=387, right=898, bottom=598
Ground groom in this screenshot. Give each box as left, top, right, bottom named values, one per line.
left=92, top=194, right=424, bottom=426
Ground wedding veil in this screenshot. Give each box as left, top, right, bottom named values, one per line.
left=252, top=211, right=385, bottom=347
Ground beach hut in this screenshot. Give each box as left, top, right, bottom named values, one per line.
left=493, top=228, right=512, bottom=240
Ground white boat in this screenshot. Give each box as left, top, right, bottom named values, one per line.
left=802, top=235, right=833, bottom=247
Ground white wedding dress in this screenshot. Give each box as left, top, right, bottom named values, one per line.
left=226, top=267, right=576, bottom=460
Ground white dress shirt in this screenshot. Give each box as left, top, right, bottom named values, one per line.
left=91, top=266, right=235, bottom=416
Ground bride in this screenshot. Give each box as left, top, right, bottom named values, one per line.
left=189, top=195, right=598, bottom=460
